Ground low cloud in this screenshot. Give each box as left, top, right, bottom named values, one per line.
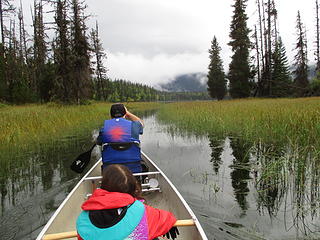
left=106, top=51, right=210, bottom=86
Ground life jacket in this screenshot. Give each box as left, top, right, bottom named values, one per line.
left=101, top=118, right=141, bottom=173
left=76, top=200, right=148, bottom=240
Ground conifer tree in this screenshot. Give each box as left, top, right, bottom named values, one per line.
left=70, top=0, right=92, bottom=103
left=293, top=11, right=309, bottom=97
left=207, top=36, right=226, bottom=100
left=255, top=0, right=279, bottom=97
left=0, top=43, right=5, bottom=100
left=316, top=0, right=320, bottom=71
left=33, top=0, right=50, bottom=101
left=0, top=0, right=15, bottom=101
left=91, top=21, right=108, bottom=100
left=271, top=38, right=292, bottom=97
left=0, top=0, right=15, bottom=54
left=228, top=0, right=251, bottom=98
left=53, top=0, right=72, bottom=102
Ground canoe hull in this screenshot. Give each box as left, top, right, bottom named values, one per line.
left=36, top=152, right=207, bottom=240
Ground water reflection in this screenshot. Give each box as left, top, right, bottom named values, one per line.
left=1, top=110, right=320, bottom=239
left=253, top=143, right=286, bottom=218
left=0, top=108, right=160, bottom=240
left=229, top=138, right=251, bottom=215
left=156, top=113, right=320, bottom=239
left=251, top=143, right=320, bottom=236
left=208, top=135, right=224, bottom=174
left=0, top=135, right=97, bottom=239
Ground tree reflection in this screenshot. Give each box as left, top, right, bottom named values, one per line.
left=0, top=178, right=8, bottom=214
left=229, top=137, right=252, bottom=215
left=208, top=135, right=224, bottom=174
left=252, top=143, right=286, bottom=218
left=252, top=142, right=320, bottom=236
left=0, top=136, right=93, bottom=216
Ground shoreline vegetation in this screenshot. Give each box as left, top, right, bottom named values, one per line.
left=158, top=98, right=320, bottom=150
left=2, top=97, right=319, bottom=153
left=2, top=98, right=320, bottom=237
left=158, top=97, right=320, bottom=235
left=0, top=102, right=161, bottom=154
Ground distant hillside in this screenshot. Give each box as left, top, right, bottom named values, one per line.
left=289, top=64, right=316, bottom=80
left=159, top=73, right=207, bottom=92
left=158, top=65, right=317, bottom=94
left=308, top=64, right=316, bottom=80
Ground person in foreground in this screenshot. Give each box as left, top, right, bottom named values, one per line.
left=76, top=164, right=179, bottom=240
left=97, top=103, right=144, bottom=173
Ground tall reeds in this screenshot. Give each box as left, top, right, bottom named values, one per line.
left=159, top=98, right=320, bottom=235
left=158, top=98, right=320, bottom=149
left=0, top=102, right=160, bottom=152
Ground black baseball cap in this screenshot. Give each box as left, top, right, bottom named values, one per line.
left=110, top=103, right=126, bottom=118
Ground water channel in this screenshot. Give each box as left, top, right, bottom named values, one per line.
left=1, top=110, right=320, bottom=239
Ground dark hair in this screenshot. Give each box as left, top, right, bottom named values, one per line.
left=101, top=164, right=142, bottom=199
left=110, top=103, right=126, bottom=118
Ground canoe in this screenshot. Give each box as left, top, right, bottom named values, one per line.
left=36, top=152, right=208, bottom=240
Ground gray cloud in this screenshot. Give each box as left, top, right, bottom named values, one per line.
left=19, top=0, right=315, bottom=86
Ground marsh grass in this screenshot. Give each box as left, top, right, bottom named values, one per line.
left=0, top=102, right=160, bottom=154
left=159, top=98, right=320, bottom=236
left=158, top=98, right=320, bottom=148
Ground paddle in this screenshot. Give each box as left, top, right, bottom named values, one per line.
left=42, top=219, right=195, bottom=240
left=70, top=144, right=96, bottom=173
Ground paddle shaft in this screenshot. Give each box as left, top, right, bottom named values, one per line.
left=42, top=219, right=195, bottom=240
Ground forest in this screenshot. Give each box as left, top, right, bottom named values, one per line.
left=0, top=0, right=207, bottom=104
left=1, top=0, right=320, bottom=104
left=207, top=0, right=320, bottom=100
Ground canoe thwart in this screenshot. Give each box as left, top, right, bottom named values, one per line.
left=142, top=187, right=161, bottom=192
left=84, top=171, right=161, bottom=181
left=42, top=219, right=195, bottom=240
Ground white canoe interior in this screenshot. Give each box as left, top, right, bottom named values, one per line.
left=37, top=152, right=208, bottom=240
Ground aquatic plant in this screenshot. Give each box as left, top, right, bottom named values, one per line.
left=158, top=98, right=320, bottom=236
left=158, top=98, right=320, bottom=148
left=0, top=101, right=160, bottom=172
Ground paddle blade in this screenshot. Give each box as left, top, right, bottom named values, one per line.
left=70, top=145, right=95, bottom=173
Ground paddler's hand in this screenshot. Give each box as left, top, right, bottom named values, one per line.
left=163, top=226, right=179, bottom=239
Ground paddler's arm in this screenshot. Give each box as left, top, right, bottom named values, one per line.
left=125, top=109, right=144, bottom=127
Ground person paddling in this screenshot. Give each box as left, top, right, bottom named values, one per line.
left=76, top=164, right=179, bottom=240
left=96, top=103, right=144, bottom=173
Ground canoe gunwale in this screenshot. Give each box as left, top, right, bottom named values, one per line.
left=36, top=159, right=101, bottom=240
left=36, top=152, right=208, bottom=240
left=141, top=151, right=208, bottom=240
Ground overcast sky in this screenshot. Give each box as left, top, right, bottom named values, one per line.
left=21, top=0, right=315, bottom=87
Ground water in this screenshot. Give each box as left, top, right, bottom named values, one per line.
left=1, top=111, right=320, bottom=239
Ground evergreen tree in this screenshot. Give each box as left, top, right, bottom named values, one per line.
left=90, top=21, right=108, bottom=100
left=0, top=0, right=15, bottom=101
left=255, top=0, right=279, bottom=97
left=313, top=0, right=320, bottom=96
left=293, top=11, right=309, bottom=97
left=52, top=0, right=72, bottom=102
left=271, top=38, right=292, bottom=97
left=207, top=36, right=226, bottom=100
left=33, top=0, right=49, bottom=101
left=0, top=0, right=15, bottom=54
left=228, top=0, right=252, bottom=98
left=70, top=0, right=92, bottom=103
left=316, top=0, right=320, bottom=71
left=0, top=43, right=6, bottom=100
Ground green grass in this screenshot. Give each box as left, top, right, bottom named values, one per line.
left=158, top=98, right=320, bottom=148
left=0, top=101, right=161, bottom=152
left=158, top=98, right=320, bottom=228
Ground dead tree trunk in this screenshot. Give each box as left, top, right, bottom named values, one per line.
left=316, top=0, right=320, bottom=71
